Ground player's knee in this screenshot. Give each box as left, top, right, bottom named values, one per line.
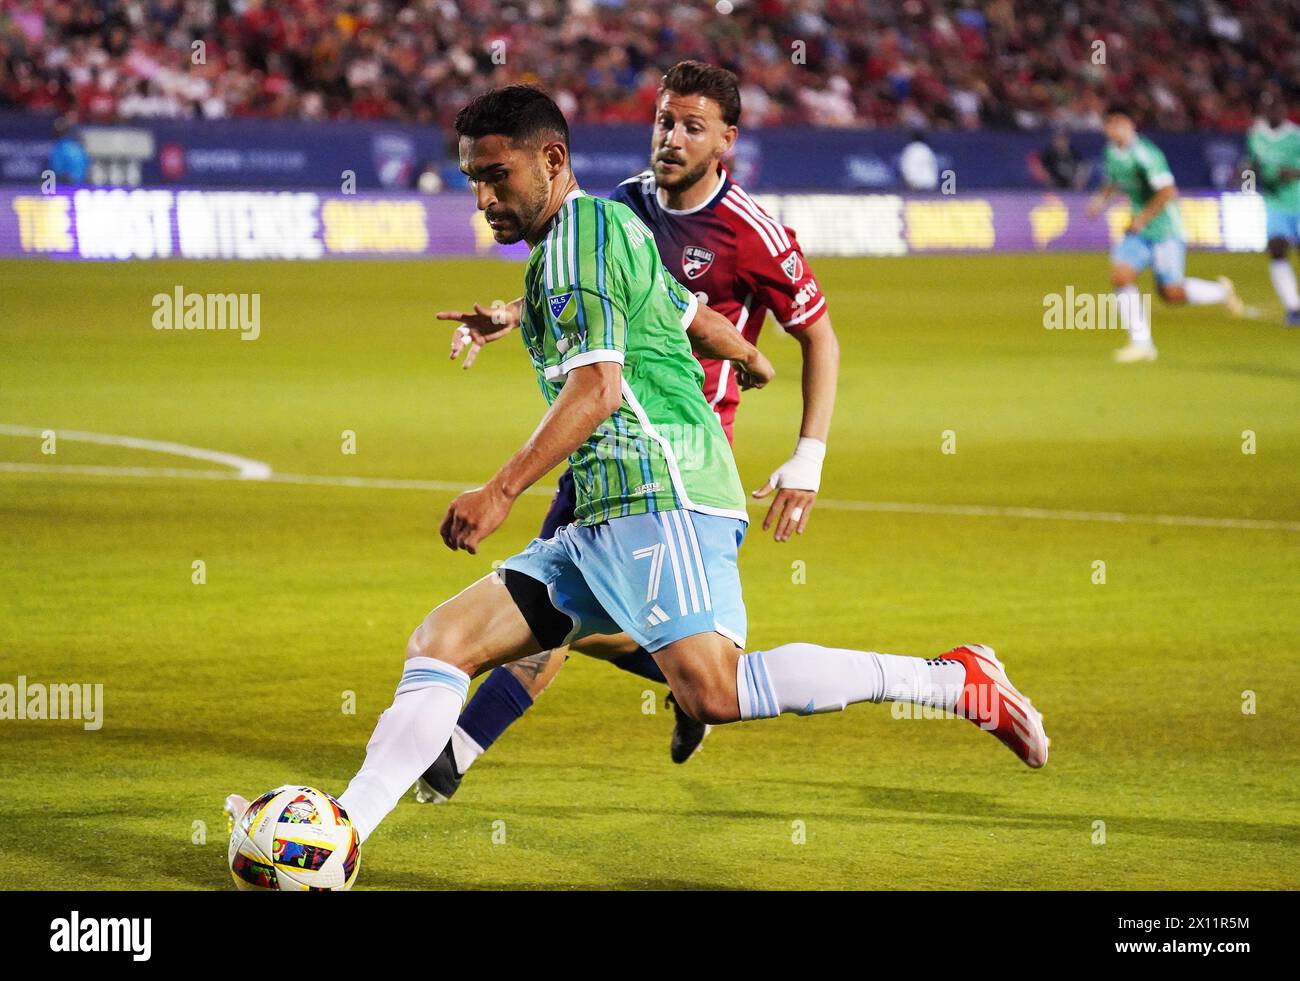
left=1110, top=269, right=1134, bottom=289
left=404, top=614, right=472, bottom=669
left=1267, top=238, right=1289, bottom=260
left=1159, top=284, right=1184, bottom=304
left=671, top=685, right=739, bottom=726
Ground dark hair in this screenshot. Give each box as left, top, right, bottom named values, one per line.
left=661, top=61, right=741, bottom=126
left=454, top=85, right=570, bottom=149
left=1104, top=102, right=1133, bottom=121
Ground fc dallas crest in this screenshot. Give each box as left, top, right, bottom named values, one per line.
left=681, top=245, right=716, bottom=280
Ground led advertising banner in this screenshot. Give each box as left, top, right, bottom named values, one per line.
left=0, top=187, right=1270, bottom=261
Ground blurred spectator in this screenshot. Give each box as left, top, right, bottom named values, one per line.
left=1, top=1, right=1297, bottom=131
left=1030, top=129, right=1092, bottom=190
left=47, top=114, right=87, bottom=183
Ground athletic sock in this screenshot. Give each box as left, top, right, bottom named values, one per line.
left=735, top=643, right=966, bottom=720
left=1116, top=284, right=1153, bottom=348
left=448, top=725, right=485, bottom=774
left=338, top=657, right=470, bottom=844
left=455, top=667, right=534, bottom=767
left=1269, top=259, right=1300, bottom=312
left=1182, top=277, right=1228, bottom=305
left=609, top=647, right=668, bottom=684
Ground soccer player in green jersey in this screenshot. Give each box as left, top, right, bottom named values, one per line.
left=237, top=86, right=1048, bottom=857
left=1243, top=89, right=1300, bottom=326
left=1087, top=105, right=1243, bottom=363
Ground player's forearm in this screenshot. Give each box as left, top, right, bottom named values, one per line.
left=487, top=361, right=622, bottom=500
left=687, top=301, right=760, bottom=365
left=1137, top=185, right=1176, bottom=224
left=795, top=314, right=839, bottom=443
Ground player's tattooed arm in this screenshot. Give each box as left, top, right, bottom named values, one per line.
left=687, top=301, right=775, bottom=389
left=437, top=297, right=523, bottom=368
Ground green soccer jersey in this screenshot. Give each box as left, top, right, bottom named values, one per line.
left=519, top=190, right=748, bottom=527
left=1104, top=135, right=1184, bottom=242
left=1246, top=120, right=1300, bottom=212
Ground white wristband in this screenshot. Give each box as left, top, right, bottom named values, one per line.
left=768, top=437, right=826, bottom=492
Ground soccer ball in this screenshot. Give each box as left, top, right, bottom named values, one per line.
left=228, top=785, right=360, bottom=891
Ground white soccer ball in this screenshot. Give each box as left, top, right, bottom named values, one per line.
left=228, top=785, right=361, bottom=891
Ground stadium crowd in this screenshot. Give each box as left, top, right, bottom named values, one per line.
left=1, top=0, right=1295, bottom=131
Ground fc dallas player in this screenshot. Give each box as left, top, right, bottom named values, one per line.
left=421, top=63, right=841, bottom=800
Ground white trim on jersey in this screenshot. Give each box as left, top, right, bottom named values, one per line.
left=544, top=349, right=624, bottom=381
left=681, top=290, right=699, bottom=329
left=728, top=184, right=791, bottom=251
left=657, top=167, right=728, bottom=216
left=710, top=292, right=752, bottom=409
left=720, top=193, right=780, bottom=255
left=782, top=295, right=827, bottom=329
left=619, top=379, right=750, bottom=524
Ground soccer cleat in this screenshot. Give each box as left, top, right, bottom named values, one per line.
left=667, top=692, right=712, bottom=764
left=944, top=644, right=1049, bottom=769
left=414, top=741, right=463, bottom=804
left=1218, top=276, right=1245, bottom=317
left=1112, top=342, right=1157, bottom=363
left=1286, top=310, right=1300, bottom=328
left=223, top=793, right=249, bottom=835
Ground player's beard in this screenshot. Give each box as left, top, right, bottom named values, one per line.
left=485, top=170, right=552, bottom=245
left=653, top=154, right=714, bottom=196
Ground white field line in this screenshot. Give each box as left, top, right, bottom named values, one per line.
left=1, top=461, right=1296, bottom=533
left=0, top=424, right=272, bottom=479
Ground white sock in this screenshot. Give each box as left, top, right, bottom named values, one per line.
left=736, top=643, right=966, bottom=720
left=1116, top=285, right=1152, bottom=348
left=337, top=657, right=470, bottom=843
left=1183, top=277, right=1227, bottom=305
left=450, top=725, right=484, bottom=773
left=1269, top=259, right=1300, bottom=311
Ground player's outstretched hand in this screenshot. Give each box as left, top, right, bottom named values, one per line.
left=440, top=484, right=514, bottom=554
left=753, top=485, right=816, bottom=542
left=734, top=348, right=775, bottom=390
left=437, top=301, right=519, bottom=369
left=752, top=438, right=825, bottom=542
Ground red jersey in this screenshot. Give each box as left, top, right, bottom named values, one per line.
left=610, top=166, right=826, bottom=441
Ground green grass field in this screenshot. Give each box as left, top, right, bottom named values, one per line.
left=1, top=252, right=1297, bottom=890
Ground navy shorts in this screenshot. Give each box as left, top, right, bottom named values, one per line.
left=539, top=468, right=578, bottom=538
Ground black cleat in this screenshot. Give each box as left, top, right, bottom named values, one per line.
left=414, top=740, right=462, bottom=804
left=667, top=692, right=712, bottom=764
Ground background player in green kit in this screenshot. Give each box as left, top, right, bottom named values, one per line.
left=1243, top=89, right=1300, bottom=326
left=240, top=85, right=1048, bottom=856
left=1087, top=105, right=1243, bottom=363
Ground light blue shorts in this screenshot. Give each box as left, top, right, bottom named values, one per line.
left=501, top=509, right=748, bottom=653
left=1111, top=234, right=1186, bottom=286
left=1265, top=207, right=1300, bottom=244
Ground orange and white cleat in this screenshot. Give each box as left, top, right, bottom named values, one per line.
left=944, top=644, right=1049, bottom=769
